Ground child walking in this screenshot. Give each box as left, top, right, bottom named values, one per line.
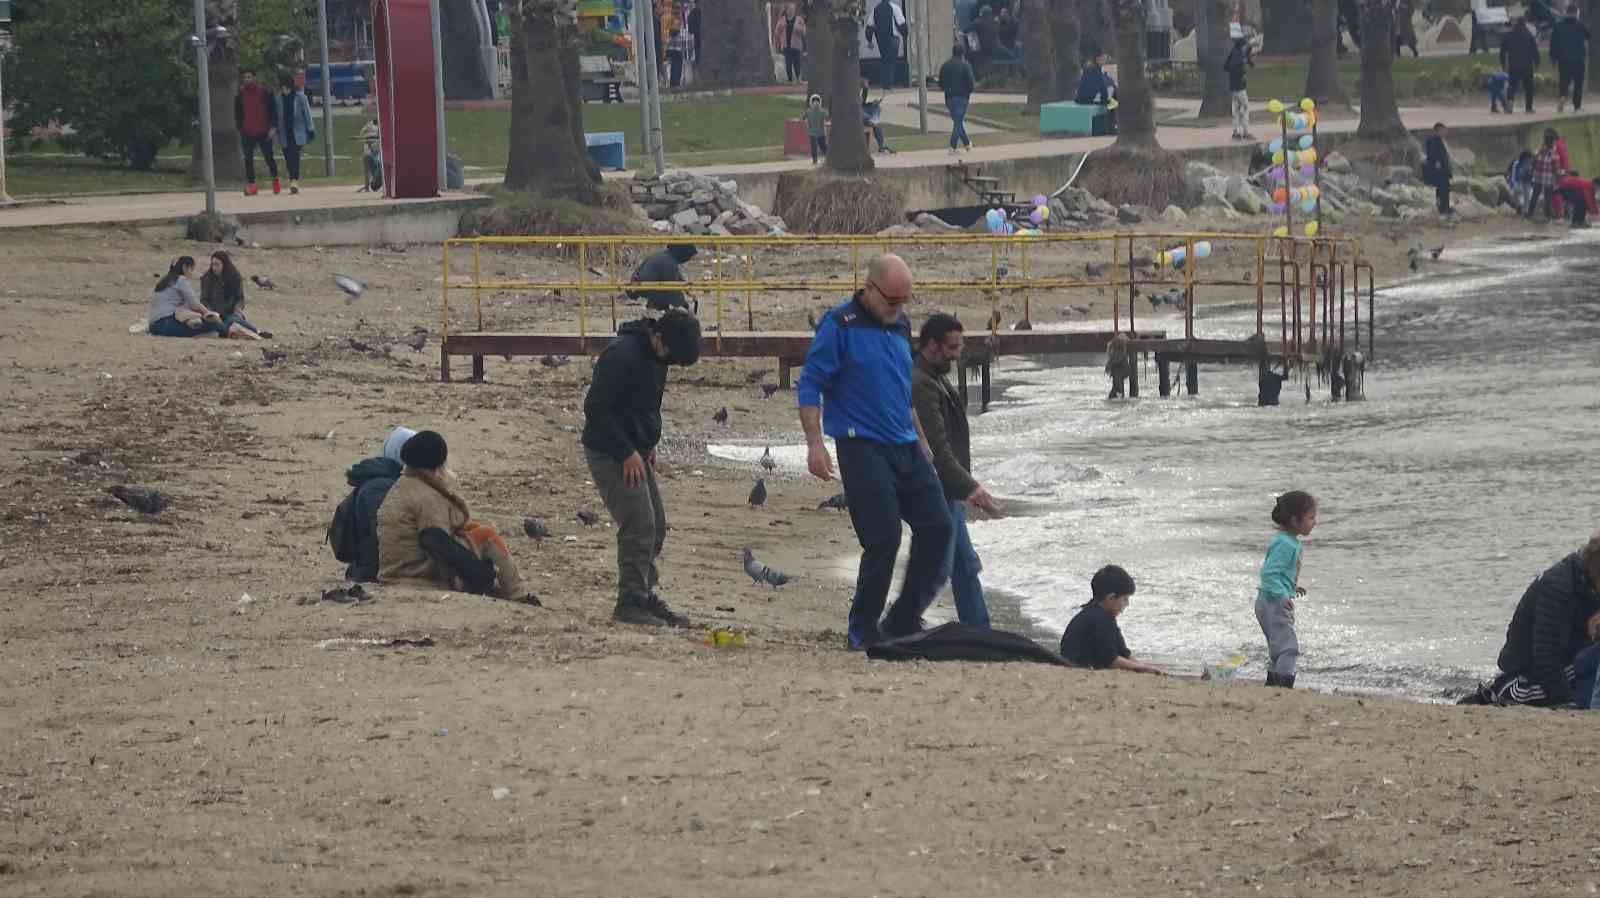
left=1257, top=490, right=1317, bottom=688
left=1224, top=34, right=1254, bottom=141
left=805, top=94, right=828, bottom=164
left=1487, top=67, right=1512, bottom=113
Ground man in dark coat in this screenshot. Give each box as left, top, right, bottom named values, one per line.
left=340, top=454, right=402, bottom=582
left=871, top=0, right=903, bottom=88
left=582, top=311, right=703, bottom=627
left=1499, top=18, right=1542, bottom=112
left=1549, top=4, right=1591, bottom=112
left=1460, top=533, right=1600, bottom=706
left=626, top=244, right=698, bottom=312
left=1422, top=122, right=1454, bottom=216
left=911, top=314, right=999, bottom=628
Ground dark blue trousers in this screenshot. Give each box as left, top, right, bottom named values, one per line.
left=837, top=438, right=952, bottom=648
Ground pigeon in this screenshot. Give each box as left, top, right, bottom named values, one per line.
left=261, top=346, right=288, bottom=365
left=1085, top=261, right=1109, bottom=278
left=348, top=336, right=374, bottom=353
left=807, top=310, right=818, bottom=331
left=251, top=274, right=277, bottom=291
left=759, top=446, right=776, bottom=472
left=108, top=486, right=168, bottom=515
left=523, top=518, right=551, bottom=540
left=761, top=383, right=781, bottom=399
left=1429, top=245, right=1445, bottom=260
left=817, top=493, right=849, bottom=511
left=1408, top=253, right=1420, bottom=273
left=713, top=406, right=729, bottom=425
left=405, top=328, right=428, bottom=352
left=748, top=478, right=767, bottom=507
left=576, top=510, right=601, bottom=527
left=539, top=354, right=570, bottom=369
left=741, top=547, right=790, bottom=587
left=1012, top=318, right=1033, bottom=331
left=334, top=275, right=366, bottom=299
left=745, top=369, right=768, bottom=383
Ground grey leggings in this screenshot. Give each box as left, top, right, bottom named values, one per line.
left=1255, top=592, right=1300, bottom=677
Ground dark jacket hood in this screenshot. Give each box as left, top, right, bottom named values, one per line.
left=667, top=244, right=698, bottom=263
left=348, top=456, right=403, bottom=486
left=617, top=319, right=658, bottom=341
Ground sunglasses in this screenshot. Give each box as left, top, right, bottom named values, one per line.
left=867, top=279, right=911, bottom=303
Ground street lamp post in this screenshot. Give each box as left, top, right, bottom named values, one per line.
left=316, top=0, right=335, bottom=176
left=191, top=0, right=218, bottom=216
left=0, top=34, right=14, bottom=203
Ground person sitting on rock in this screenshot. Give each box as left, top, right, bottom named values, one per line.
left=1459, top=532, right=1600, bottom=707
left=375, top=429, right=539, bottom=605
left=627, top=244, right=698, bottom=314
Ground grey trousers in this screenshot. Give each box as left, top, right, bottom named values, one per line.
left=586, top=448, right=666, bottom=598
left=1254, top=592, right=1300, bottom=677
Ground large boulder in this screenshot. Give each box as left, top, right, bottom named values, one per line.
left=1463, top=177, right=1508, bottom=208
left=1183, top=161, right=1227, bottom=207
left=1225, top=175, right=1267, bottom=215
left=1323, top=151, right=1353, bottom=175
left=1117, top=205, right=1143, bottom=224
left=1160, top=205, right=1188, bottom=222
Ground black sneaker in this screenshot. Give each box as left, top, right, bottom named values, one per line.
left=612, top=592, right=690, bottom=628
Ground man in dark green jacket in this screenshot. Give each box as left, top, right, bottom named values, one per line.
left=911, top=313, right=998, bottom=627
left=582, top=311, right=702, bottom=627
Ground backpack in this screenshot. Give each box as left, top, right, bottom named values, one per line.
left=326, top=488, right=362, bottom=564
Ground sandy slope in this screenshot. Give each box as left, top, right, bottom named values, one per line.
left=2, top=216, right=1594, bottom=896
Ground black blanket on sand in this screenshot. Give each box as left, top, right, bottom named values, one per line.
left=865, top=622, right=1070, bottom=665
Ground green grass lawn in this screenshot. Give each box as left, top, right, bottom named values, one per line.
left=1173, top=53, right=1514, bottom=105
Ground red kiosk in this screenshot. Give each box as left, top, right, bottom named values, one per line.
left=372, top=0, right=440, bottom=198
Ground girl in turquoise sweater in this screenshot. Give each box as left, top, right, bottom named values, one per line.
left=1256, top=490, right=1317, bottom=688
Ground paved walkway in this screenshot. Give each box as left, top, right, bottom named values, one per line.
left=1, top=101, right=1590, bottom=230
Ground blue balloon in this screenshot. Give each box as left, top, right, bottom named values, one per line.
left=1298, top=134, right=1314, bottom=150
left=1268, top=137, right=1283, bottom=152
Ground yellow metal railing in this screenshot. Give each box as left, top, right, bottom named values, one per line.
left=441, top=232, right=1368, bottom=358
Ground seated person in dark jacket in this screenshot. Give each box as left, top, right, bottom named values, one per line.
left=1060, top=565, right=1163, bottom=674
left=200, top=250, right=273, bottom=338
left=627, top=244, right=698, bottom=312
left=1460, top=532, right=1600, bottom=706
left=339, top=445, right=404, bottom=582
left=1073, top=51, right=1117, bottom=131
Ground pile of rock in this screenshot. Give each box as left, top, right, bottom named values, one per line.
left=628, top=171, right=789, bottom=237
left=1183, top=161, right=1270, bottom=217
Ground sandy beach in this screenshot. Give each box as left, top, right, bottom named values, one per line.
left=3, top=214, right=1597, bottom=896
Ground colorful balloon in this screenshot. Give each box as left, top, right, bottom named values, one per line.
left=1272, top=225, right=1289, bottom=237
left=1298, top=164, right=1314, bottom=179
left=1272, top=187, right=1287, bottom=203
left=1297, top=134, right=1314, bottom=150
left=985, top=209, right=1001, bottom=228
left=1036, top=204, right=1050, bottom=222
left=1268, top=137, right=1284, bottom=152
left=1302, top=148, right=1318, bottom=164
left=1301, top=198, right=1317, bottom=213
left=1267, top=98, right=1285, bottom=114
left=1032, top=194, right=1048, bottom=208
left=1029, top=208, right=1044, bottom=226
left=1268, top=202, right=1286, bottom=214
left=1304, top=220, right=1319, bottom=236
left=1300, top=98, right=1316, bottom=112
left=1272, top=150, right=1284, bottom=164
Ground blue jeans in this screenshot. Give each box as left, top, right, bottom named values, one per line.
left=946, top=95, right=971, bottom=149
left=837, top=439, right=953, bottom=648
left=149, top=314, right=232, bottom=338
left=938, top=499, right=990, bottom=628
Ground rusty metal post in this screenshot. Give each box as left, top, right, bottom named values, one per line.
left=714, top=245, right=724, bottom=353
left=1111, top=237, right=1122, bottom=332
left=1127, top=235, right=1137, bottom=335
left=608, top=242, right=618, bottom=333
left=745, top=251, right=755, bottom=333
left=1183, top=236, right=1196, bottom=343
left=1255, top=237, right=1265, bottom=337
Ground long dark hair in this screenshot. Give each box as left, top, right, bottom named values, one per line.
left=1271, top=490, right=1317, bottom=529
left=205, top=250, right=242, bottom=291
left=155, top=256, right=196, bottom=293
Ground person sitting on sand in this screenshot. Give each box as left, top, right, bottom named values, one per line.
left=375, top=429, right=539, bottom=605
left=147, top=256, right=261, bottom=340
left=1460, top=532, right=1600, bottom=707
left=1059, top=565, right=1163, bottom=674
left=200, top=251, right=272, bottom=339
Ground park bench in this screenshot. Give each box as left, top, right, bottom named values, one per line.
left=579, top=54, right=624, bottom=103
left=1039, top=101, right=1112, bottom=137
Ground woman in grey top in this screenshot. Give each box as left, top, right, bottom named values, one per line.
left=147, top=256, right=260, bottom=340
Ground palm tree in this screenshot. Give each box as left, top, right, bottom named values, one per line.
left=1304, top=0, right=1349, bottom=106
left=803, top=0, right=870, bottom=172
left=1355, top=0, right=1408, bottom=144
left=1022, top=0, right=1081, bottom=115
left=1195, top=0, right=1233, bottom=119
left=696, top=0, right=777, bottom=87
left=503, top=0, right=602, bottom=200
left=191, top=0, right=245, bottom=182
left=1110, top=0, right=1156, bottom=148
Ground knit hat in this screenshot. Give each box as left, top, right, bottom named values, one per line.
left=382, top=425, right=418, bottom=462
left=399, top=430, right=448, bottom=470
left=656, top=310, right=702, bottom=366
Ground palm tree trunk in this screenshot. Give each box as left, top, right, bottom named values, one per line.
left=1196, top=0, right=1232, bottom=118
left=805, top=1, right=834, bottom=108
left=1305, top=0, right=1350, bottom=105
left=190, top=0, right=245, bottom=183
left=1261, top=0, right=1313, bottom=53
left=1111, top=0, right=1157, bottom=148
left=824, top=2, right=871, bottom=172
left=1356, top=0, right=1409, bottom=143
left=1022, top=0, right=1080, bottom=114
left=504, top=0, right=601, bottom=200
left=697, top=0, right=777, bottom=87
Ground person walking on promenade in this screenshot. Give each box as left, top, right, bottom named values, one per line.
left=938, top=44, right=976, bottom=154
left=235, top=70, right=280, bottom=196
left=1550, top=4, right=1591, bottom=112
left=912, top=313, right=999, bottom=628
left=797, top=254, right=952, bottom=649
left=1499, top=18, right=1541, bottom=113
left=583, top=310, right=704, bottom=627
left=275, top=74, right=315, bottom=194
left=1422, top=122, right=1454, bottom=216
